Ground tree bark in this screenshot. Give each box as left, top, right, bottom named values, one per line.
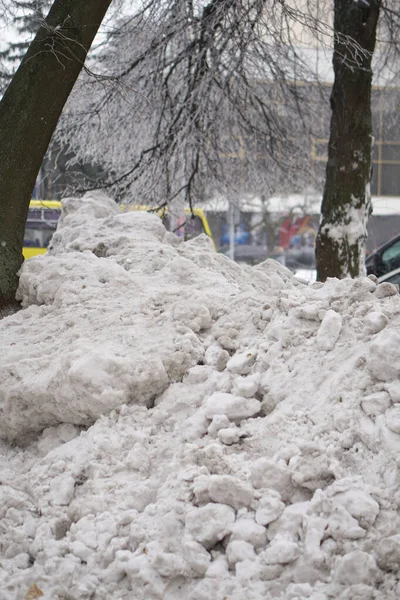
left=316, top=0, right=380, bottom=281
left=0, top=0, right=112, bottom=310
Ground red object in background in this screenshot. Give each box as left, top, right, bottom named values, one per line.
left=279, top=216, right=299, bottom=249
left=279, top=215, right=317, bottom=249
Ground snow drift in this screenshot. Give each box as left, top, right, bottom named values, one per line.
left=1, top=192, right=400, bottom=599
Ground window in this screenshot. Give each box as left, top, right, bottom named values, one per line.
left=24, top=207, right=60, bottom=248
left=381, top=143, right=400, bottom=161
left=24, top=221, right=57, bottom=248
left=381, top=240, right=400, bottom=272
left=311, top=90, right=400, bottom=196
left=381, top=164, right=400, bottom=196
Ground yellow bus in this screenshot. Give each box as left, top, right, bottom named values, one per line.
left=24, top=200, right=214, bottom=258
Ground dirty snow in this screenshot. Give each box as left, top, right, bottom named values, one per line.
left=1, top=192, right=400, bottom=599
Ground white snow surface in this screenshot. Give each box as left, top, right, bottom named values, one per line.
left=1, top=192, right=400, bottom=599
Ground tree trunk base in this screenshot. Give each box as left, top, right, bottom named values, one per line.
left=0, top=299, right=22, bottom=320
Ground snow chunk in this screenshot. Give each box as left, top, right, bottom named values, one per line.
left=205, top=554, right=229, bottom=578
left=317, top=310, right=342, bottom=351
left=172, top=300, right=212, bottom=332
left=151, top=551, right=188, bottom=578
left=207, top=414, right=231, bottom=437
left=361, top=391, right=391, bottom=416
left=367, top=330, right=400, bottom=381
left=335, top=551, right=379, bottom=585
left=261, top=538, right=300, bottom=564
left=205, top=392, right=261, bottom=421
left=230, top=517, right=267, bottom=548
left=386, top=381, right=400, bottom=403
left=235, top=557, right=263, bottom=581
left=193, top=474, right=254, bottom=510
left=58, top=192, right=119, bottom=222
left=267, top=501, right=310, bottom=541
left=226, top=539, right=256, bottom=566
left=183, top=540, right=211, bottom=575
left=232, top=373, right=261, bottom=398
left=185, top=503, right=235, bottom=548
left=374, top=282, right=398, bottom=298
left=217, top=427, right=241, bottom=445
left=251, top=458, right=294, bottom=500
left=331, top=488, right=379, bottom=527
left=327, top=506, right=366, bottom=541
left=204, top=345, right=230, bottom=371
left=376, top=534, right=400, bottom=570
left=255, top=492, right=285, bottom=526
left=363, top=311, right=388, bottom=334
left=385, top=405, right=400, bottom=434
left=226, top=349, right=257, bottom=374
left=49, top=473, right=75, bottom=506
left=290, top=454, right=334, bottom=491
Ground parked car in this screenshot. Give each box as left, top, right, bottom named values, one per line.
left=366, top=232, right=400, bottom=277
left=376, top=267, right=400, bottom=286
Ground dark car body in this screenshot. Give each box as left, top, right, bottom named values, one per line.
left=366, top=232, right=400, bottom=277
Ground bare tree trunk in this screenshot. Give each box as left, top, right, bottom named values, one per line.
left=316, top=0, right=380, bottom=281
left=0, top=0, right=112, bottom=310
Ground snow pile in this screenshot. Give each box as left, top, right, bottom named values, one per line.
left=1, top=193, right=400, bottom=599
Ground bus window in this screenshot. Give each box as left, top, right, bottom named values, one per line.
left=24, top=221, right=57, bottom=248
left=23, top=205, right=61, bottom=258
